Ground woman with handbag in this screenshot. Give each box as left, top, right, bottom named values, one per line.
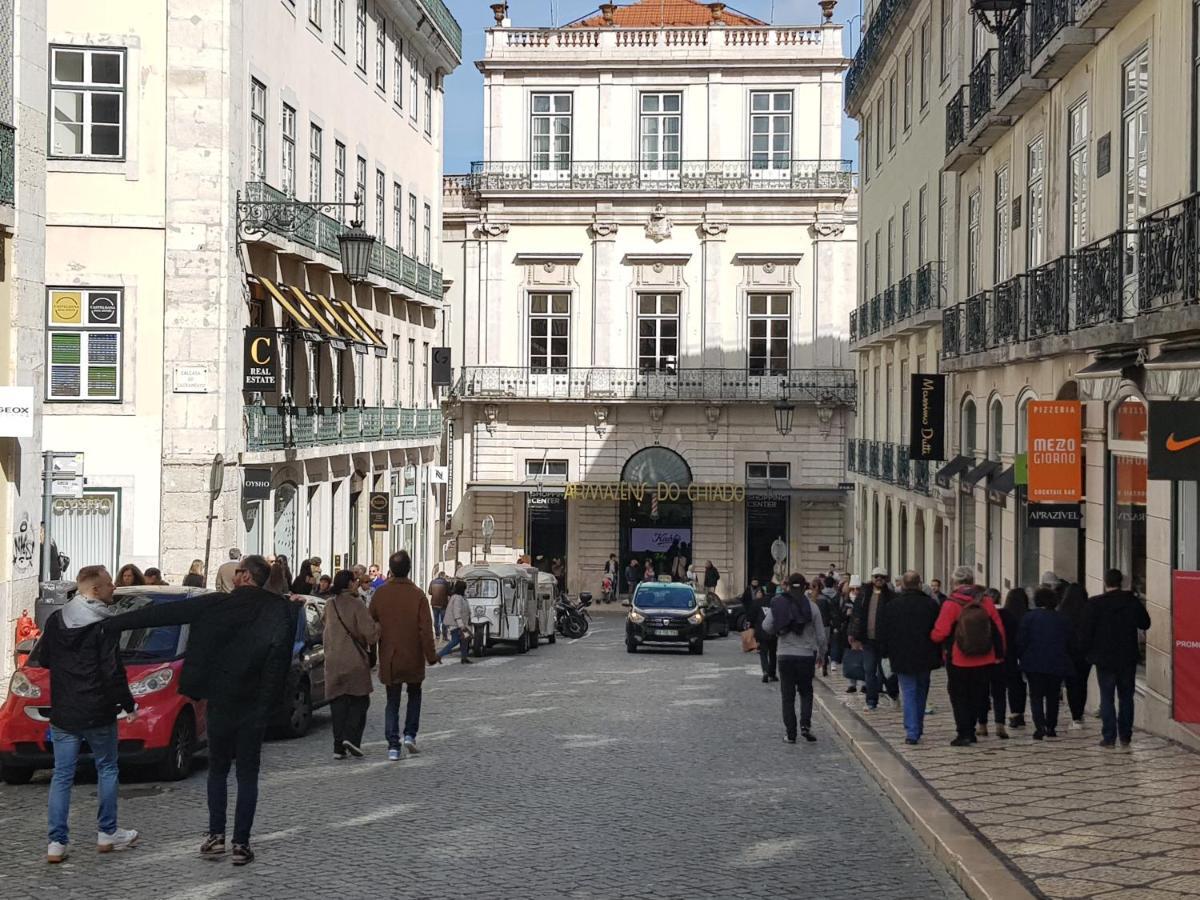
left=438, top=580, right=473, bottom=664
left=323, top=570, right=382, bottom=759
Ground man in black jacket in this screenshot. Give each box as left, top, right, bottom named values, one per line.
left=105, top=554, right=295, bottom=865
left=850, top=567, right=899, bottom=710
left=877, top=571, right=941, bottom=744
left=1083, top=568, right=1151, bottom=748
left=40, top=565, right=140, bottom=863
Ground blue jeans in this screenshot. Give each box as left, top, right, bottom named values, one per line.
left=384, top=683, right=423, bottom=748
left=206, top=703, right=265, bottom=845
left=1097, top=665, right=1136, bottom=743
left=861, top=642, right=898, bottom=708
left=897, top=672, right=931, bottom=741
left=48, top=723, right=119, bottom=845
left=433, top=607, right=446, bottom=639
left=438, top=627, right=471, bottom=660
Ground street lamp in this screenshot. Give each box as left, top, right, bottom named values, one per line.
left=237, top=189, right=376, bottom=283
left=774, top=400, right=795, bottom=436
left=337, top=222, right=375, bottom=282
left=970, top=0, right=1024, bottom=33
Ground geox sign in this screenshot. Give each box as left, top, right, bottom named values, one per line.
left=0, top=386, right=34, bottom=437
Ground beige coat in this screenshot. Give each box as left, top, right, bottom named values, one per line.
left=323, top=591, right=381, bottom=699
left=369, top=578, right=438, bottom=685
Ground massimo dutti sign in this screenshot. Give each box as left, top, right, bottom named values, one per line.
left=909, top=374, right=946, bottom=461
left=243, top=329, right=278, bottom=392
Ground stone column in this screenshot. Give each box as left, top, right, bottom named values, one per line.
left=589, top=221, right=619, bottom=367
left=700, top=221, right=727, bottom=368
left=477, top=223, right=509, bottom=365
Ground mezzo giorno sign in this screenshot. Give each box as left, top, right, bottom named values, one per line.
left=564, top=482, right=747, bottom=502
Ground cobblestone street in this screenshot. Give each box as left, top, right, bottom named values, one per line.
left=0, top=614, right=963, bottom=899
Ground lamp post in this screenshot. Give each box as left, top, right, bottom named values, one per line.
left=774, top=400, right=795, bottom=436
left=237, top=189, right=376, bottom=283
left=969, top=0, right=1024, bottom=33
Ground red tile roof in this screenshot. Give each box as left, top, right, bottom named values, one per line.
left=570, top=0, right=765, bottom=28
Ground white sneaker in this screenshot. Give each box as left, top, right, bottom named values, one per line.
left=97, top=827, right=138, bottom=853
left=388, top=747, right=402, bottom=761
left=1070, top=719, right=1083, bottom=731
left=47, top=841, right=68, bottom=864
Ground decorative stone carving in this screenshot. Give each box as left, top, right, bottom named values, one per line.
left=593, top=404, right=610, bottom=433
left=476, top=222, right=510, bottom=238
left=645, top=204, right=672, bottom=242
left=811, top=221, right=846, bottom=238
left=482, top=403, right=500, bottom=435
left=589, top=221, right=619, bottom=239
left=700, top=221, right=729, bottom=237
left=543, top=262, right=555, bottom=273
left=763, top=262, right=776, bottom=274
left=648, top=405, right=665, bottom=433
left=704, top=404, right=721, bottom=437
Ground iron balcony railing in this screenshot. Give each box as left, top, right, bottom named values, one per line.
left=869, top=293, right=882, bottom=333
left=849, top=439, right=931, bottom=495
left=851, top=264, right=944, bottom=345
left=882, top=285, right=896, bottom=328
left=0, top=123, right=13, bottom=206
left=1074, top=230, right=1132, bottom=327
left=245, top=404, right=442, bottom=452
left=867, top=441, right=881, bottom=479
left=916, top=261, right=943, bottom=311
left=969, top=50, right=996, bottom=129
left=241, top=182, right=443, bottom=300
left=452, top=367, right=857, bottom=406
left=997, top=12, right=1028, bottom=96
left=847, top=438, right=858, bottom=473
left=992, top=275, right=1024, bottom=346
left=964, top=290, right=991, bottom=354
left=1026, top=255, right=1072, bottom=338
left=845, top=0, right=914, bottom=107
left=896, top=273, right=914, bottom=320
left=895, top=444, right=910, bottom=485
left=1138, top=192, right=1200, bottom=314
left=942, top=303, right=962, bottom=358
left=1031, top=0, right=1075, bottom=58
left=946, top=87, right=969, bottom=155
left=467, top=159, right=854, bottom=194
left=849, top=309, right=858, bottom=342
left=880, top=442, right=895, bottom=483
left=913, top=458, right=931, bottom=493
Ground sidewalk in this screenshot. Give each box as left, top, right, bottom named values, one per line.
left=816, top=668, right=1200, bottom=900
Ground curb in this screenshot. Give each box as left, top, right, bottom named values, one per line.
left=814, top=681, right=1042, bottom=900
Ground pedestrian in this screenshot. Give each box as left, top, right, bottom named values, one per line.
left=849, top=567, right=899, bottom=710
left=350, top=564, right=372, bottom=602
left=762, top=574, right=826, bottom=744
left=703, top=560, right=720, bottom=593
left=40, top=565, right=140, bottom=863
left=1049, top=571, right=1092, bottom=729
left=745, top=579, right=777, bottom=683
left=604, top=554, right=619, bottom=602
left=839, top=579, right=860, bottom=692
left=290, top=559, right=316, bottom=595
left=104, top=555, right=295, bottom=865
left=275, top=555, right=293, bottom=592
left=116, top=564, right=144, bottom=587
left=307, top=557, right=323, bottom=579
left=214, top=548, right=241, bottom=592
left=929, top=578, right=947, bottom=605
left=809, top=579, right=835, bottom=676
left=643, top=558, right=655, bottom=582
left=315, top=574, right=333, bottom=597
left=1017, top=588, right=1075, bottom=740
left=370, top=550, right=440, bottom=760
left=368, top=563, right=386, bottom=590
left=975, top=587, right=1010, bottom=739
left=263, top=558, right=291, bottom=596
left=438, top=578, right=473, bottom=664
left=1001, top=588, right=1030, bottom=728
left=930, top=566, right=1007, bottom=747
left=1081, top=568, right=1151, bottom=748
left=551, top=557, right=566, bottom=592
left=428, top=570, right=450, bottom=641
left=182, top=559, right=205, bottom=588
left=324, top=569, right=382, bottom=759
left=624, top=558, right=640, bottom=596
left=877, top=570, right=941, bottom=745
left=144, top=567, right=166, bottom=586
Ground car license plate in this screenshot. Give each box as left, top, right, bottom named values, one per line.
left=652, top=628, right=679, bottom=636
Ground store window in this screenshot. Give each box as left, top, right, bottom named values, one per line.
left=1108, top=395, right=1148, bottom=598
left=1177, top=481, right=1200, bottom=570
left=46, top=288, right=123, bottom=401
left=273, top=482, right=298, bottom=565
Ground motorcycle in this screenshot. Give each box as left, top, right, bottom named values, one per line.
left=555, top=591, right=592, bottom=638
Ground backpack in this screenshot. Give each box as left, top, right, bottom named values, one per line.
left=954, top=596, right=994, bottom=657
left=782, top=591, right=813, bottom=635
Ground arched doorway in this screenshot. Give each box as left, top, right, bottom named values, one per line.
left=620, top=447, right=693, bottom=584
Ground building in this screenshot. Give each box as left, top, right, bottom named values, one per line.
left=441, top=0, right=858, bottom=597
left=849, top=0, right=1200, bottom=748
left=0, top=0, right=47, bottom=679
left=39, top=0, right=459, bottom=593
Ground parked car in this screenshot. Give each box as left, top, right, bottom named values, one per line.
left=696, top=591, right=734, bottom=638
left=625, top=582, right=706, bottom=654
left=275, top=596, right=329, bottom=738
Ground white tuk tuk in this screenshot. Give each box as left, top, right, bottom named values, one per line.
left=461, top=564, right=538, bottom=656
left=533, top=571, right=558, bottom=646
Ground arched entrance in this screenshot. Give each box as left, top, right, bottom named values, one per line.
left=619, top=447, right=693, bottom=585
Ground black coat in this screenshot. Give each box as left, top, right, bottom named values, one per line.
left=1016, top=609, right=1074, bottom=678
left=850, top=584, right=895, bottom=643
left=997, top=607, right=1023, bottom=671
left=1081, top=589, right=1151, bottom=670
left=876, top=589, right=942, bottom=675
left=106, top=586, right=296, bottom=723
left=744, top=591, right=773, bottom=643
left=40, top=611, right=136, bottom=734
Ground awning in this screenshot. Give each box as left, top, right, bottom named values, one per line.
left=253, top=276, right=319, bottom=336
left=1076, top=353, right=1142, bottom=402
left=935, top=455, right=972, bottom=489
left=312, top=293, right=369, bottom=353
left=987, top=467, right=1015, bottom=505
left=286, top=285, right=346, bottom=348
left=962, top=459, right=1001, bottom=488
left=335, top=299, right=389, bottom=357
left=1145, top=345, right=1200, bottom=400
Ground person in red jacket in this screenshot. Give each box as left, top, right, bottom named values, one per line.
left=930, top=566, right=1007, bottom=747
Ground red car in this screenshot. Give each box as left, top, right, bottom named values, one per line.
left=0, top=587, right=208, bottom=784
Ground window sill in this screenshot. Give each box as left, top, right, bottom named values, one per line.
left=48, top=157, right=127, bottom=172
left=306, top=20, right=323, bottom=41
left=44, top=399, right=133, bottom=415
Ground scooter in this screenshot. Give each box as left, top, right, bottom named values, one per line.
left=555, top=591, right=591, bottom=638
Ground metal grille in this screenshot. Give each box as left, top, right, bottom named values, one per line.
left=0, top=0, right=12, bottom=124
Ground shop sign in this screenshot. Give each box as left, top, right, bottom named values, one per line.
left=564, top=482, right=746, bottom=502
left=1027, top=401, right=1082, bottom=503
left=908, top=374, right=946, bottom=461
left=630, top=527, right=691, bottom=553
left=243, top=329, right=278, bottom=392
left=1027, top=503, right=1083, bottom=528
left=1174, top=570, right=1200, bottom=724
left=1148, top=401, right=1200, bottom=481
left=368, top=492, right=389, bottom=532
left=242, top=467, right=272, bottom=502
left=431, top=347, right=452, bottom=386
left=0, top=386, right=33, bottom=437
left=52, top=495, right=113, bottom=514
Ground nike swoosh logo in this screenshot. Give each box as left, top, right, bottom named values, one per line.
left=1166, top=433, right=1200, bottom=452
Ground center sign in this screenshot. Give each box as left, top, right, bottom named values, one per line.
left=564, top=482, right=747, bottom=502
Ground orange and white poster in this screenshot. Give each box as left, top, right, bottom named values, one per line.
left=1027, top=400, right=1083, bottom=503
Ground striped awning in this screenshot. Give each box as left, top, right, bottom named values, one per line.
left=252, top=276, right=320, bottom=336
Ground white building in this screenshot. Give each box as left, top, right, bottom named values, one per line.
left=39, top=0, right=459, bottom=592
left=442, top=0, right=858, bottom=597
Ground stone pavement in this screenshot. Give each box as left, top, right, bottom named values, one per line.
left=0, top=618, right=965, bottom=900
left=819, top=667, right=1200, bottom=900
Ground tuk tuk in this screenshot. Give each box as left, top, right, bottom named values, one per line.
left=533, top=571, right=558, bottom=646
left=460, top=564, right=538, bottom=656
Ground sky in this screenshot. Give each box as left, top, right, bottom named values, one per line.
left=439, top=0, right=861, bottom=173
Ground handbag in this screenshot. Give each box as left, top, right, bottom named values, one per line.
left=331, top=595, right=375, bottom=669
left=740, top=628, right=759, bottom=653
left=841, top=648, right=866, bottom=682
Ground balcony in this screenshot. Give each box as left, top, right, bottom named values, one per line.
left=964, top=290, right=991, bottom=354
left=0, top=123, right=12, bottom=207
left=969, top=52, right=995, bottom=130
left=882, top=285, right=896, bottom=329
left=466, top=159, right=854, bottom=195
left=849, top=440, right=932, bottom=495
left=992, top=275, right=1024, bottom=346
left=1139, top=194, right=1200, bottom=315
left=417, top=0, right=463, bottom=60
left=849, top=309, right=858, bottom=343
left=867, top=441, right=880, bottom=479
left=451, top=367, right=857, bottom=406
left=896, top=273, right=913, bottom=321
left=942, top=303, right=962, bottom=358
left=1029, top=0, right=1098, bottom=80
left=1075, top=230, right=1133, bottom=327
left=845, top=0, right=915, bottom=111
left=851, top=264, right=943, bottom=350
left=245, top=405, right=443, bottom=453
left=994, top=11, right=1050, bottom=118
left=916, top=262, right=943, bottom=312
left=944, top=87, right=980, bottom=173
left=895, top=444, right=910, bottom=485
left=847, top=438, right=858, bottom=473
left=1026, top=256, right=1072, bottom=339
left=880, top=443, right=894, bottom=483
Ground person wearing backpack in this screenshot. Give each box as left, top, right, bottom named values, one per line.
left=762, top=574, right=827, bottom=744
left=930, top=566, right=1007, bottom=747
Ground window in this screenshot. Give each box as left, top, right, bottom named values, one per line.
left=967, top=190, right=981, bottom=294
left=900, top=359, right=910, bottom=442
left=1068, top=98, right=1089, bottom=252
left=355, top=155, right=367, bottom=220
left=424, top=70, right=433, bottom=135
left=873, top=229, right=881, bottom=293
left=531, top=93, right=572, bottom=172
left=527, top=459, right=569, bottom=479
left=874, top=95, right=884, bottom=169
left=1122, top=47, right=1150, bottom=274
left=393, top=35, right=403, bottom=107
left=918, top=185, right=928, bottom=265
left=309, top=123, right=322, bottom=202
left=1027, top=137, right=1046, bottom=267
left=903, top=45, right=913, bottom=130
left=308, top=0, right=321, bottom=27
left=888, top=73, right=897, bottom=149
left=333, top=141, right=346, bottom=217
left=938, top=182, right=949, bottom=275
left=375, top=8, right=386, bottom=89
left=392, top=182, right=402, bottom=249
left=940, top=0, right=951, bottom=80
left=333, top=0, right=345, bottom=48
left=887, top=217, right=895, bottom=285
left=281, top=104, right=296, bottom=196
left=391, top=334, right=401, bottom=403
left=375, top=169, right=386, bottom=244
left=249, top=79, right=266, bottom=181
left=1108, top=396, right=1148, bottom=604
left=423, top=203, right=431, bottom=263
left=749, top=91, right=792, bottom=171
left=409, top=50, right=419, bottom=120
left=748, top=293, right=789, bottom=375
left=920, top=17, right=931, bottom=108
left=46, top=288, right=123, bottom=401
left=637, top=293, right=679, bottom=371
left=885, top=364, right=893, bottom=439
left=746, top=462, right=790, bottom=482
left=994, top=166, right=1010, bottom=281
left=50, top=46, right=126, bottom=158
left=529, top=293, right=570, bottom=372
left=355, top=0, right=367, bottom=71
left=862, top=114, right=871, bottom=182
left=422, top=342, right=430, bottom=407
left=407, top=338, right=416, bottom=405
left=901, top=202, right=911, bottom=275
left=407, top=193, right=417, bottom=256
left=640, top=92, right=682, bottom=172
